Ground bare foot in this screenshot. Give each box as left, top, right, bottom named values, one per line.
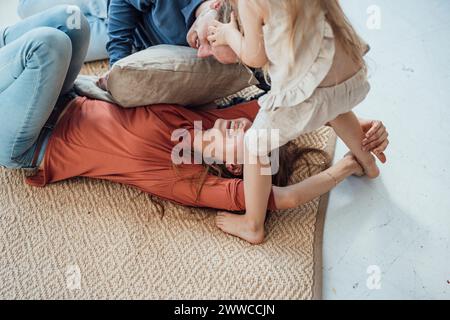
left=215, top=212, right=265, bottom=245
left=343, top=153, right=364, bottom=177
left=344, top=152, right=379, bottom=178
left=360, top=154, right=380, bottom=179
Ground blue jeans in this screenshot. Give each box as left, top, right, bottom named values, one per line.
left=17, top=0, right=108, bottom=62
left=0, top=5, right=90, bottom=169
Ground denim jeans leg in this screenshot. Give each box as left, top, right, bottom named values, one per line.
left=5, top=5, right=90, bottom=93
left=0, top=27, right=6, bottom=48
left=0, top=28, right=72, bottom=168
left=17, top=0, right=108, bottom=20
left=17, top=0, right=107, bottom=62
left=84, top=14, right=108, bottom=61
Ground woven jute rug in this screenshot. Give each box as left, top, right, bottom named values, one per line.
left=0, top=61, right=336, bottom=300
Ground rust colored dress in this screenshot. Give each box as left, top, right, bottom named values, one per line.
left=26, top=97, right=276, bottom=211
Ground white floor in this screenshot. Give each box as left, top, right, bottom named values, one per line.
left=1, top=0, right=449, bottom=300
left=0, top=0, right=19, bottom=29
left=324, top=0, right=450, bottom=299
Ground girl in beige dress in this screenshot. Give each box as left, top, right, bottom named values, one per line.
left=208, top=0, right=386, bottom=244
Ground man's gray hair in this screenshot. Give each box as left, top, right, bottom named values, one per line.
left=217, top=0, right=238, bottom=28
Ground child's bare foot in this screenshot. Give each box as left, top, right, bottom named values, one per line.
left=344, top=152, right=379, bottom=178
left=359, top=154, right=380, bottom=179
left=343, top=153, right=365, bottom=177
left=215, top=211, right=265, bottom=245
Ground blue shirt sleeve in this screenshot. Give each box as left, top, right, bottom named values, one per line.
left=107, top=0, right=204, bottom=66
left=181, top=0, right=204, bottom=29
left=107, top=0, right=153, bottom=66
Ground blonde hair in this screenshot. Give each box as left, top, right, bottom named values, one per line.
left=246, top=0, right=366, bottom=76
left=283, top=0, right=366, bottom=66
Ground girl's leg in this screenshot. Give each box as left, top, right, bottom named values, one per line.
left=216, top=152, right=272, bottom=245
left=17, top=0, right=107, bottom=62
left=4, top=5, right=90, bottom=93
left=0, top=28, right=72, bottom=168
left=329, top=111, right=380, bottom=178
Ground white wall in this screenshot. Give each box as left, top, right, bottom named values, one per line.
left=0, top=0, right=20, bottom=29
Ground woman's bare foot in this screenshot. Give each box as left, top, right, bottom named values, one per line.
left=215, top=211, right=265, bottom=245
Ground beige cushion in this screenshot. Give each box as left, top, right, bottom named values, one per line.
left=107, top=45, right=258, bottom=108
left=74, top=75, right=117, bottom=104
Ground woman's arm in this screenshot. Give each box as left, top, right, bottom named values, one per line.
left=165, top=155, right=361, bottom=212
left=148, top=167, right=276, bottom=212
left=273, top=154, right=363, bottom=210
left=208, top=0, right=268, bottom=68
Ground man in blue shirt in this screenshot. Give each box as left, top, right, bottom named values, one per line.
left=107, top=0, right=217, bottom=65
left=98, top=0, right=239, bottom=89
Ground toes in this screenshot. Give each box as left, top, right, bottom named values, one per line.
left=215, top=216, right=226, bottom=228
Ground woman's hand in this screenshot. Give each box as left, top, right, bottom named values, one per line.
left=96, top=71, right=110, bottom=91
left=207, top=12, right=239, bottom=47
left=360, top=119, right=389, bottom=163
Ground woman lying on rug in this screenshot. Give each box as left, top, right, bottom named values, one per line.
left=0, top=7, right=389, bottom=232
left=4, top=91, right=388, bottom=213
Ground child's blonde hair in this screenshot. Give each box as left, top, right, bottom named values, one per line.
left=280, top=0, right=367, bottom=67
left=245, top=0, right=366, bottom=70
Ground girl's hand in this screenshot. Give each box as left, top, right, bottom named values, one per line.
left=207, top=12, right=239, bottom=47
left=361, top=119, right=389, bottom=163
left=96, top=71, right=110, bottom=91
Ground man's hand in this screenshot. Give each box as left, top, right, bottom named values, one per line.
left=360, top=119, right=389, bottom=163
left=96, top=71, right=110, bottom=91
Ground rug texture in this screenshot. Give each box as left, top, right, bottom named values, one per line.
left=0, top=61, right=336, bottom=300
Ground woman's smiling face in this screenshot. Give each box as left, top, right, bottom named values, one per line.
left=201, top=118, right=252, bottom=176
